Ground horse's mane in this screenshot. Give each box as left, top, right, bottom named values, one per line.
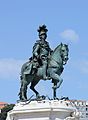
left=51, top=44, right=61, bottom=57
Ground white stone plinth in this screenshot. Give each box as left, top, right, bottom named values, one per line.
left=6, top=100, right=79, bottom=120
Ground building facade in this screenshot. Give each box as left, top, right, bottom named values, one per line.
left=70, top=100, right=88, bottom=120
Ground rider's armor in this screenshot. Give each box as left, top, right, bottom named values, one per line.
left=33, top=40, right=51, bottom=62
left=32, top=40, right=52, bottom=79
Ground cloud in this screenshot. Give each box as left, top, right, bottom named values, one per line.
left=79, top=60, right=88, bottom=74
left=0, top=58, right=25, bottom=80
left=71, top=59, right=88, bottom=75
left=60, top=29, right=79, bottom=42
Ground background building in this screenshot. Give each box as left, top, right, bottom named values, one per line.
left=0, top=102, right=8, bottom=113
left=70, top=100, right=88, bottom=120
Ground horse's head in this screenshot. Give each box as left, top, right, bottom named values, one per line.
left=60, top=43, right=69, bottom=65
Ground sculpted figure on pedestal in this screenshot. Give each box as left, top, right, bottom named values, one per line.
left=18, top=25, right=69, bottom=101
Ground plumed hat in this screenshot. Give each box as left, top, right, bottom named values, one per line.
left=37, top=25, right=48, bottom=35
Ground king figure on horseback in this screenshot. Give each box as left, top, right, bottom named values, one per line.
left=28, top=25, right=53, bottom=79
left=19, top=25, right=69, bottom=101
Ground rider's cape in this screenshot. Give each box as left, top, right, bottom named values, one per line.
left=23, top=61, right=33, bottom=75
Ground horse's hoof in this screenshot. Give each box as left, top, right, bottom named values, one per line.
left=20, top=99, right=27, bottom=102
left=41, top=95, right=46, bottom=100
left=36, top=94, right=40, bottom=99
left=36, top=95, right=46, bottom=100
left=20, top=97, right=27, bottom=101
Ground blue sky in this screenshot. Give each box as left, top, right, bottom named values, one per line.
left=0, top=0, right=88, bottom=103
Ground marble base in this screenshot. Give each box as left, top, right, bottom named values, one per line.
left=6, top=100, right=79, bottom=120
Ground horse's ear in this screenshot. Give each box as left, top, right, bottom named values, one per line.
left=65, top=42, right=69, bottom=48
left=60, top=42, right=63, bottom=46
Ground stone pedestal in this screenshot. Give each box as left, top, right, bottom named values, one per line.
left=6, top=100, right=79, bottom=120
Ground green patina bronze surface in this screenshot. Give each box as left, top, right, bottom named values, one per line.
left=18, top=25, right=69, bottom=101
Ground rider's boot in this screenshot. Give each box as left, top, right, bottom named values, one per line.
left=43, top=64, right=50, bottom=80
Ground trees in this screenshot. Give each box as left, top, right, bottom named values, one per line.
left=0, top=104, right=15, bottom=120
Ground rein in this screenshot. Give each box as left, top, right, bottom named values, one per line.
left=48, top=56, right=62, bottom=68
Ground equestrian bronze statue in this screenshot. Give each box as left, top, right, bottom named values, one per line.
left=18, top=25, right=69, bottom=101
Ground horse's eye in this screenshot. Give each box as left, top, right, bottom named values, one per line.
left=62, top=50, right=64, bottom=52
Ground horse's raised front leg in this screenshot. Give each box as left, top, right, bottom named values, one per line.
left=50, top=69, right=63, bottom=89
left=19, top=75, right=28, bottom=101
left=49, top=69, right=63, bottom=99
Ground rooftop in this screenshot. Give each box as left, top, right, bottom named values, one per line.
left=0, top=102, right=8, bottom=109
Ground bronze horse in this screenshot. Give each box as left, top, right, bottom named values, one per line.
left=19, top=43, right=69, bottom=100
